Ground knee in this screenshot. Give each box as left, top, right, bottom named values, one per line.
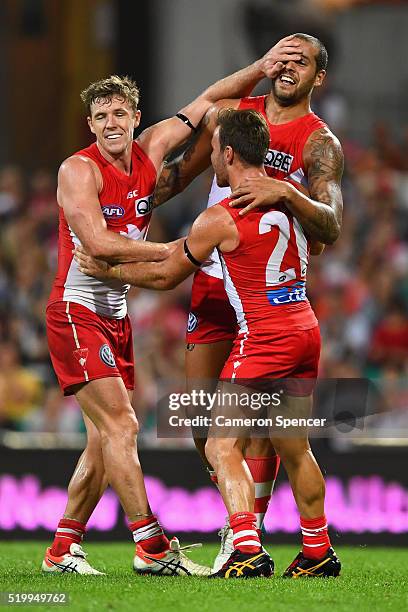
left=99, top=408, right=139, bottom=443
left=205, top=438, right=233, bottom=470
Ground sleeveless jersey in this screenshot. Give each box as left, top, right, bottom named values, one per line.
left=217, top=197, right=318, bottom=333
left=48, top=141, right=156, bottom=319
left=201, top=95, right=326, bottom=279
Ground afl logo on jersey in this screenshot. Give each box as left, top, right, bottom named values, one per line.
left=102, top=205, right=125, bottom=218
left=135, top=194, right=153, bottom=217
left=99, top=344, right=116, bottom=368
left=187, top=312, right=198, bottom=333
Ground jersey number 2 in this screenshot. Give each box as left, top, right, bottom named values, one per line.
left=259, top=211, right=308, bottom=286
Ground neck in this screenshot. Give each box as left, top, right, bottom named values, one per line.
left=96, top=141, right=133, bottom=175
left=265, top=92, right=312, bottom=125
left=228, top=166, right=266, bottom=192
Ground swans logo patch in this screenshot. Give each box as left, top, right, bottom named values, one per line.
left=99, top=344, right=116, bottom=368
left=187, top=312, right=198, bottom=333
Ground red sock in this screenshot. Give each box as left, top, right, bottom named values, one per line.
left=129, top=515, right=169, bottom=554
left=50, top=518, right=86, bottom=556
left=230, top=511, right=261, bottom=554
left=245, top=455, right=280, bottom=528
left=301, top=515, right=331, bottom=560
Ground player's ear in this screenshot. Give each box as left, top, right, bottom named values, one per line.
left=87, top=116, right=96, bottom=135
left=133, top=110, right=141, bottom=128
left=314, top=70, right=326, bottom=88
left=225, top=146, right=234, bottom=166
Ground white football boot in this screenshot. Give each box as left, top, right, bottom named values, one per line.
left=133, top=537, right=211, bottom=576
left=42, top=543, right=105, bottom=575
left=212, top=519, right=234, bottom=573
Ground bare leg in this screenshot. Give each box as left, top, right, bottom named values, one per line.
left=75, top=378, right=150, bottom=521
left=63, top=391, right=133, bottom=522
left=185, top=340, right=232, bottom=468
left=271, top=395, right=325, bottom=519
left=206, top=436, right=254, bottom=514
left=205, top=381, right=255, bottom=514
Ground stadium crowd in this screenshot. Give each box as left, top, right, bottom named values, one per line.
left=0, top=118, right=407, bottom=440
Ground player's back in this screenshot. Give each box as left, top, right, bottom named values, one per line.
left=48, top=141, right=156, bottom=319
left=217, top=198, right=317, bottom=334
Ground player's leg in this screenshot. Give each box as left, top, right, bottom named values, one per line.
left=205, top=382, right=274, bottom=578
left=185, top=339, right=232, bottom=471
left=47, top=413, right=108, bottom=569
left=270, top=393, right=340, bottom=578
left=243, top=438, right=280, bottom=530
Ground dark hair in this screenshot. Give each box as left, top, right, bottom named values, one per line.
left=80, top=75, right=140, bottom=114
left=217, top=109, right=269, bottom=167
left=293, top=33, right=328, bottom=72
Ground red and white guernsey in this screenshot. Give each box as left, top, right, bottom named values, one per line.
left=202, top=95, right=326, bottom=279
left=217, top=197, right=318, bottom=333
left=48, top=141, right=156, bottom=319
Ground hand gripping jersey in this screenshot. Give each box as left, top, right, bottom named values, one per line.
left=217, top=197, right=318, bottom=334
left=48, top=141, right=156, bottom=319
left=201, top=95, right=326, bottom=279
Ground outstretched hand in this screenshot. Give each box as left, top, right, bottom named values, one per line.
left=259, top=35, right=302, bottom=80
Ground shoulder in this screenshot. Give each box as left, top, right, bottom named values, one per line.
left=193, top=200, right=235, bottom=232
left=303, top=126, right=344, bottom=178
left=58, top=155, right=102, bottom=191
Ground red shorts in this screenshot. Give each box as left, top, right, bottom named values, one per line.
left=186, top=270, right=237, bottom=344
left=46, top=301, right=135, bottom=395
left=220, top=326, right=321, bottom=396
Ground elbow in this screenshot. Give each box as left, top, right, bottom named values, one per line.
left=153, top=273, right=177, bottom=291
left=325, top=222, right=341, bottom=245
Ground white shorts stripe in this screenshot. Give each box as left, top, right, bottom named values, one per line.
left=65, top=302, right=89, bottom=382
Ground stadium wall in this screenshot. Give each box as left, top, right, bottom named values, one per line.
left=1, top=446, right=407, bottom=545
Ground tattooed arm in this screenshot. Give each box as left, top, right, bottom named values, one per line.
left=297, top=127, right=344, bottom=244
left=152, top=98, right=240, bottom=208
left=230, top=127, right=343, bottom=245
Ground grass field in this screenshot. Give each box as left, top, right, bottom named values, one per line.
left=0, top=543, right=407, bottom=612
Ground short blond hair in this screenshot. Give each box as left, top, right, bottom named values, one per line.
left=80, top=75, right=140, bottom=114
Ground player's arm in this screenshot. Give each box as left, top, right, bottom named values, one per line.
left=58, top=156, right=171, bottom=264
left=139, top=39, right=303, bottom=173
left=230, top=129, right=344, bottom=245
left=152, top=98, right=239, bottom=208
left=287, top=127, right=344, bottom=245
left=74, top=206, right=236, bottom=290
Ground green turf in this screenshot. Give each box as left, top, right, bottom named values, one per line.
left=0, top=543, right=407, bottom=612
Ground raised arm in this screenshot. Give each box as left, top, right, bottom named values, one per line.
left=139, top=37, right=304, bottom=174
left=74, top=206, right=238, bottom=290
left=58, top=156, right=171, bottom=264
left=152, top=99, right=238, bottom=208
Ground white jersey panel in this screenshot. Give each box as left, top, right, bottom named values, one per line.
left=200, top=175, right=231, bottom=279
left=62, top=227, right=130, bottom=319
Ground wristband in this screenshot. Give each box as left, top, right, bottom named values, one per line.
left=176, top=113, right=198, bottom=133
left=184, top=240, right=203, bottom=267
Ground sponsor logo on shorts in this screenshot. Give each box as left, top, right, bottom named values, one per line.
left=187, top=312, right=198, bottom=333
left=102, top=204, right=125, bottom=218
left=73, top=347, right=89, bottom=368
left=99, top=344, right=116, bottom=368
left=135, top=194, right=153, bottom=217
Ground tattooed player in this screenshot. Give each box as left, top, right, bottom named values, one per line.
left=150, top=33, right=343, bottom=570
